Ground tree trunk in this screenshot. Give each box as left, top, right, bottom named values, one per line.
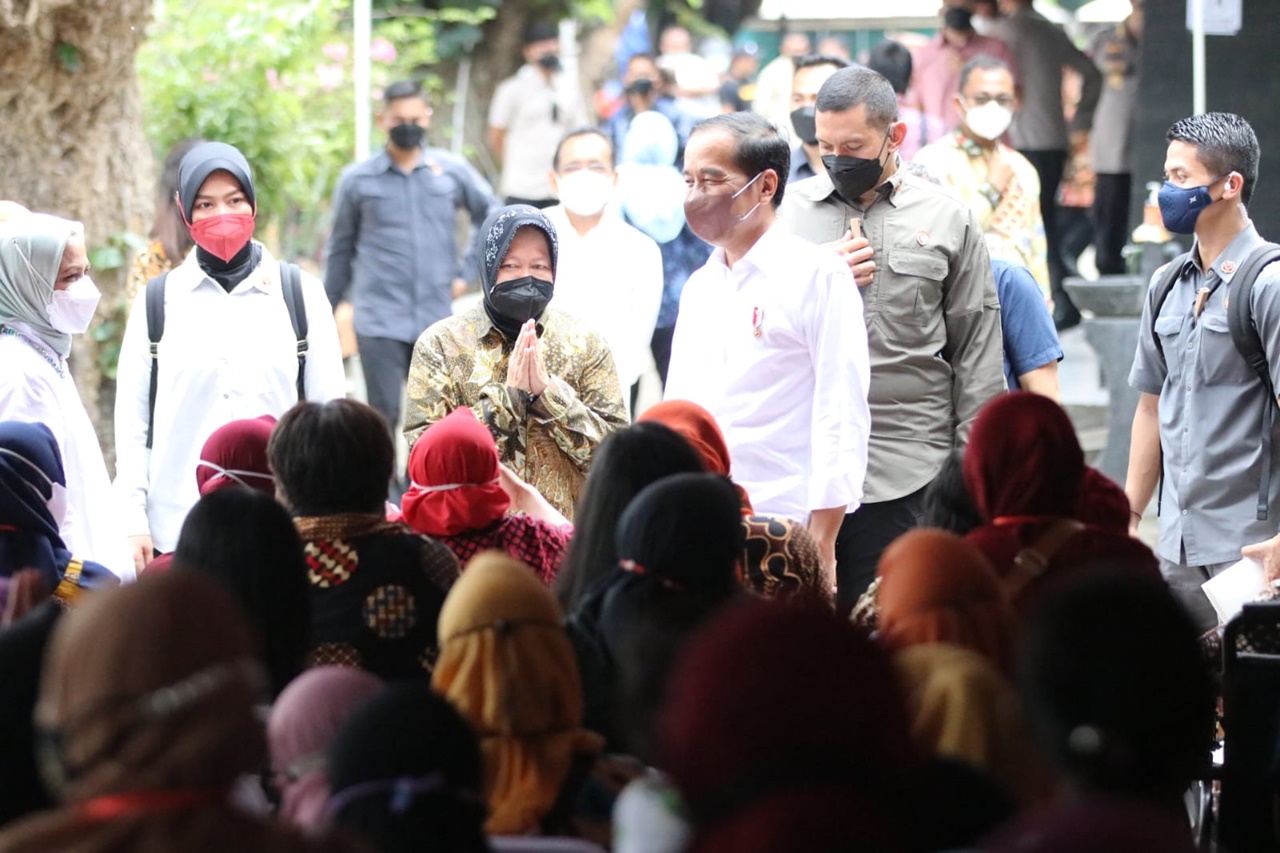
left=0, top=0, right=155, bottom=469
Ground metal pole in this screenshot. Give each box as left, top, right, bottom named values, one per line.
left=1191, top=0, right=1206, bottom=115
left=354, top=0, right=372, bottom=161
left=452, top=58, right=471, bottom=156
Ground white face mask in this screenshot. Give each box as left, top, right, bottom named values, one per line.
left=964, top=101, right=1014, bottom=142
left=557, top=170, right=615, bottom=217
left=46, top=276, right=101, bottom=335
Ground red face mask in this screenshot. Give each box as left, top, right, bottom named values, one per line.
left=188, top=212, right=256, bottom=262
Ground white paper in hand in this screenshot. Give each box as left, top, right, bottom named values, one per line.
left=1202, top=557, right=1267, bottom=625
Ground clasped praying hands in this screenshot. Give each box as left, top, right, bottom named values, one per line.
left=506, top=319, right=550, bottom=397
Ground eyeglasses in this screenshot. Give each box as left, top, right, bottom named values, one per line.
left=966, top=94, right=1015, bottom=109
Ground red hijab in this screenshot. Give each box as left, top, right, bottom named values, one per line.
left=963, top=392, right=1083, bottom=522
left=401, top=408, right=511, bottom=537
left=638, top=400, right=753, bottom=516
left=962, top=394, right=1159, bottom=608
left=195, top=415, right=277, bottom=497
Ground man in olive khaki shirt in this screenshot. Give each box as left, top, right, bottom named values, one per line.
left=780, top=66, right=1005, bottom=611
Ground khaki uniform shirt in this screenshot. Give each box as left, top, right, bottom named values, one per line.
left=779, top=165, right=1005, bottom=503
left=404, top=305, right=628, bottom=519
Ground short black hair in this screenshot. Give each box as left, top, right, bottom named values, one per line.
left=957, top=54, right=1014, bottom=94
left=383, top=79, right=425, bottom=106
left=1167, top=112, right=1260, bottom=205
left=794, top=53, right=851, bottom=74
left=524, top=22, right=558, bottom=45
left=269, top=399, right=394, bottom=517
left=866, top=40, right=912, bottom=96
left=553, top=127, right=614, bottom=172
left=815, top=65, right=899, bottom=129
left=688, top=112, right=791, bottom=209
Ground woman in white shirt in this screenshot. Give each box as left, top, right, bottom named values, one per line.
left=0, top=213, right=134, bottom=580
left=113, top=141, right=345, bottom=572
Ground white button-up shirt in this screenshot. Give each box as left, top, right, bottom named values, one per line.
left=546, top=206, right=664, bottom=398
left=113, top=246, right=346, bottom=551
left=665, top=224, right=871, bottom=522
left=0, top=325, right=134, bottom=579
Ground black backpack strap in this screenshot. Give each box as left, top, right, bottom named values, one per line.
left=1226, top=242, right=1280, bottom=521
left=1147, top=253, right=1190, bottom=517
left=1150, top=252, right=1192, bottom=375
left=144, top=272, right=169, bottom=450
left=279, top=261, right=308, bottom=402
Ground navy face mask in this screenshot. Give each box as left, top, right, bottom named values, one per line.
left=1158, top=178, right=1222, bottom=234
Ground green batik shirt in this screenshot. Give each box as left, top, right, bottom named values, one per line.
left=404, top=304, right=628, bottom=520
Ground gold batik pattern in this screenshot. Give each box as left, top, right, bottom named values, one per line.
left=404, top=305, right=628, bottom=520
left=126, top=240, right=174, bottom=303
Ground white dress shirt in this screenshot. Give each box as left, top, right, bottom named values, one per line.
left=0, top=325, right=134, bottom=580
left=546, top=206, right=664, bottom=397
left=665, top=224, right=871, bottom=522
left=113, top=245, right=346, bottom=551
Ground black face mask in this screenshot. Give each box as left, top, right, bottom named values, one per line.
left=625, top=77, right=656, bottom=97
left=944, top=6, right=975, bottom=31
left=389, top=122, right=425, bottom=151
left=822, top=133, right=891, bottom=202
left=485, top=276, right=554, bottom=340
left=536, top=53, right=562, bottom=73
left=790, top=106, right=818, bottom=146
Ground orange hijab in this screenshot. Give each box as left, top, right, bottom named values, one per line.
left=432, top=552, right=602, bottom=835
left=638, top=400, right=753, bottom=516
left=876, top=529, right=1016, bottom=674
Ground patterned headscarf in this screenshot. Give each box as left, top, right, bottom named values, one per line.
left=0, top=214, right=83, bottom=356
left=478, top=204, right=559, bottom=296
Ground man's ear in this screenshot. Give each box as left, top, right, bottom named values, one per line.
left=759, top=168, right=779, bottom=205
left=1222, top=171, right=1244, bottom=201
left=887, top=120, right=908, bottom=153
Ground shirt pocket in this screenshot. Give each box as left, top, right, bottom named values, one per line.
left=1198, top=312, right=1255, bottom=385
left=360, top=184, right=402, bottom=229
left=879, top=249, right=947, bottom=327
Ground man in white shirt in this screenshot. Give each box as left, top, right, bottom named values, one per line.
left=114, top=142, right=346, bottom=570
left=665, top=112, right=872, bottom=576
left=487, top=23, right=589, bottom=208
left=546, top=129, right=663, bottom=415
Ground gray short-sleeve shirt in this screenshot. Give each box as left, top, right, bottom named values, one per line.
left=1129, top=222, right=1280, bottom=565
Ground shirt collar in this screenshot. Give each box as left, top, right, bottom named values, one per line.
left=177, top=242, right=276, bottom=295
left=707, top=222, right=791, bottom=281
left=1185, top=222, right=1264, bottom=282
left=788, top=156, right=904, bottom=210
left=374, top=147, right=436, bottom=174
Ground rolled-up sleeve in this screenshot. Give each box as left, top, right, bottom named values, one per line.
left=805, top=262, right=871, bottom=513
left=944, top=212, right=1006, bottom=443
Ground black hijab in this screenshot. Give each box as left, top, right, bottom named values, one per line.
left=177, top=141, right=262, bottom=291
left=477, top=204, right=558, bottom=341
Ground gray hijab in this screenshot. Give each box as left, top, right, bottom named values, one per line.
left=0, top=214, right=83, bottom=356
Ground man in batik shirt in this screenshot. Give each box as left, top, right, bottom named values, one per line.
left=404, top=205, right=627, bottom=519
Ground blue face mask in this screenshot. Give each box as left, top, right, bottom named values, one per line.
left=1157, top=179, right=1217, bottom=234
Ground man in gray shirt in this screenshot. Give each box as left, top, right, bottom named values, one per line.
left=993, top=0, right=1100, bottom=329
left=1127, top=112, right=1280, bottom=633
left=780, top=66, right=1005, bottom=612
left=1087, top=1, right=1142, bottom=275
left=324, top=79, right=498, bottom=433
